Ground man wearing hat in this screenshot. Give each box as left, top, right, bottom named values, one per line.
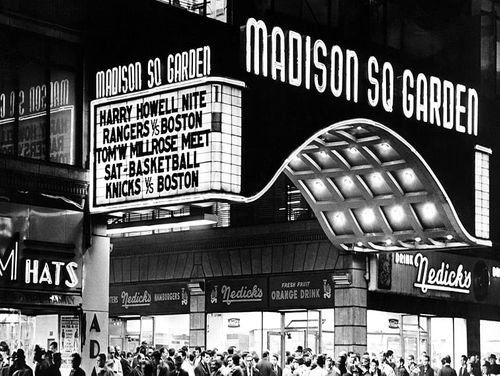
left=488, top=355, right=500, bottom=375
left=12, top=349, right=33, bottom=376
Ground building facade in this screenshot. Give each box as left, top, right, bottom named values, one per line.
left=2, top=0, right=500, bottom=374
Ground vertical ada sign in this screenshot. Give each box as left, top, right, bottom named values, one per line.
left=90, top=58, right=245, bottom=212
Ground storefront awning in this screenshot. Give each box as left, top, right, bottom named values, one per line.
left=249, top=118, right=491, bottom=252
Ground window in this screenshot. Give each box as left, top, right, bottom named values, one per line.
left=475, top=145, right=491, bottom=239
left=0, top=27, right=81, bottom=166
left=157, top=0, right=228, bottom=22
left=286, top=182, right=313, bottom=221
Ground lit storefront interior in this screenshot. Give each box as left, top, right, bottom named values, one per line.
left=206, top=309, right=334, bottom=356
left=367, top=310, right=467, bottom=369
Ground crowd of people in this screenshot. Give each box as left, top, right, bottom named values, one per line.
left=2, top=341, right=500, bottom=376
left=0, top=341, right=84, bottom=376
left=88, top=345, right=500, bottom=376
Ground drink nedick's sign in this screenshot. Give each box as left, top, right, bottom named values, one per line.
left=245, top=18, right=478, bottom=136
left=372, top=252, right=500, bottom=305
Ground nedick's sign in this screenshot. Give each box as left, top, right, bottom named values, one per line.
left=372, top=252, right=500, bottom=305
left=245, top=18, right=479, bottom=136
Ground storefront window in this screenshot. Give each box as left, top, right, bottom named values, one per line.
left=429, top=318, right=466, bottom=369
left=480, top=320, right=500, bottom=360
left=109, top=315, right=190, bottom=353
left=207, top=310, right=334, bottom=358
left=368, top=310, right=429, bottom=360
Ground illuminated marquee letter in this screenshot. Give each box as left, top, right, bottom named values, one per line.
left=246, top=18, right=268, bottom=77
left=416, top=73, right=428, bottom=122
left=455, top=84, right=466, bottom=134
left=313, top=40, right=327, bottom=93
left=467, top=89, right=478, bottom=136
left=429, top=76, right=442, bottom=126
left=382, top=62, right=394, bottom=112
left=367, top=56, right=379, bottom=107
left=0, top=244, right=17, bottom=281
left=330, top=46, right=343, bottom=98
left=345, top=49, right=359, bottom=103
left=402, top=70, right=414, bottom=119
left=25, top=259, right=39, bottom=284
left=271, top=27, right=286, bottom=82
left=288, top=30, right=302, bottom=87
left=443, top=80, right=454, bottom=130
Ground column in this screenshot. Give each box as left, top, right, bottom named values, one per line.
left=189, top=282, right=206, bottom=349
left=81, top=216, right=110, bottom=374
left=466, top=305, right=481, bottom=356
left=334, top=253, right=367, bottom=355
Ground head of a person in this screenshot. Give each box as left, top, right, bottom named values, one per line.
left=482, top=362, right=491, bottom=375
left=370, top=359, right=379, bottom=371
left=361, top=355, right=370, bottom=368
left=211, top=359, right=222, bottom=373
left=461, top=356, right=468, bottom=366
left=226, top=355, right=234, bottom=367
left=49, top=342, right=58, bottom=353
left=399, top=358, right=405, bottom=367
left=174, top=356, right=184, bottom=370
left=489, top=355, right=497, bottom=365
left=34, top=345, right=45, bottom=363
left=228, top=347, right=236, bottom=355
left=232, top=354, right=241, bottom=367
left=316, top=355, right=326, bottom=368
left=71, top=353, right=82, bottom=369
left=97, top=353, right=107, bottom=368
left=152, top=351, right=162, bottom=365
left=286, top=356, right=294, bottom=367
left=53, top=353, right=62, bottom=368
left=201, top=351, right=211, bottom=365
left=423, top=355, right=430, bottom=366
left=442, top=356, right=451, bottom=366
left=387, top=351, right=394, bottom=361
left=271, top=354, right=279, bottom=367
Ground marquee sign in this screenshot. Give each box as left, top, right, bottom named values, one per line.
left=109, top=282, right=189, bottom=315
left=0, top=237, right=81, bottom=290
left=90, top=46, right=245, bottom=213
left=245, top=18, right=479, bottom=137
left=371, top=252, right=500, bottom=305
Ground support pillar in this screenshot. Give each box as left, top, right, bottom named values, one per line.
left=466, top=305, right=481, bottom=356
left=189, top=283, right=206, bottom=349
left=334, top=253, right=367, bottom=355
left=81, top=216, right=110, bottom=375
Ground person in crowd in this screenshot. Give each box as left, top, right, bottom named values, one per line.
left=437, top=356, right=456, bottom=376
left=230, top=355, right=243, bottom=376
left=419, top=356, right=434, bottom=376
left=47, top=353, right=62, bottom=376
left=408, top=362, right=420, bottom=376
left=33, top=345, right=49, bottom=376
left=309, top=355, right=327, bottom=376
left=282, top=357, right=295, bottom=376
left=386, top=353, right=396, bottom=371
left=270, top=354, right=282, bottom=376
left=106, top=347, right=123, bottom=376
left=152, top=351, right=169, bottom=376
left=115, top=348, right=131, bottom=376
left=194, top=352, right=210, bottom=376
left=141, top=361, right=154, bottom=376
left=481, top=362, right=490, bottom=376
left=467, top=361, right=479, bottom=376
left=395, top=358, right=409, bottom=376
left=458, top=356, right=469, bottom=376
left=257, top=353, right=273, bottom=376
left=180, top=351, right=194, bottom=376
left=211, top=360, right=224, bottom=376
left=12, top=350, right=33, bottom=376
left=70, top=353, right=85, bottom=376
left=488, top=356, right=500, bottom=375
left=192, top=349, right=202, bottom=368
left=242, top=354, right=259, bottom=376
left=369, top=359, right=381, bottom=376
left=359, top=355, right=370, bottom=376
left=94, top=353, right=114, bottom=376
left=378, top=353, right=395, bottom=376
left=406, top=357, right=416, bottom=376
left=171, top=357, right=188, bottom=376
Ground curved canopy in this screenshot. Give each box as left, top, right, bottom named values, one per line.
left=278, top=119, right=490, bottom=252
